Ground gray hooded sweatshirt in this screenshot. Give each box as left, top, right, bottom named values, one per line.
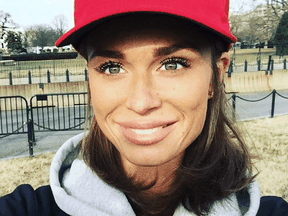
left=50, top=133, right=261, bottom=216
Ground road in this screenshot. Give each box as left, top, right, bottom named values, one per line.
left=0, top=130, right=82, bottom=160
left=0, top=90, right=287, bottom=159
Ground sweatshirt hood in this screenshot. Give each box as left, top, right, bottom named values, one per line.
left=50, top=133, right=261, bottom=216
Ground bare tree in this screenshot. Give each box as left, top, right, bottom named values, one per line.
left=229, top=1, right=257, bottom=40
left=230, top=3, right=281, bottom=44
left=0, top=11, right=17, bottom=40
left=26, top=24, right=58, bottom=50
left=52, top=14, right=68, bottom=38
left=23, top=29, right=34, bottom=48
left=229, top=3, right=246, bottom=36
left=267, top=0, right=287, bottom=20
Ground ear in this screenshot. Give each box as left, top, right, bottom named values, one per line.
left=208, top=52, right=230, bottom=99
left=217, top=52, right=231, bottom=82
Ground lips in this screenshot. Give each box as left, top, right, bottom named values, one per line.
left=118, top=121, right=177, bottom=145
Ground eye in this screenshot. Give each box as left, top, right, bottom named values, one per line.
left=160, top=57, right=190, bottom=71
left=161, top=62, right=183, bottom=70
left=95, top=61, right=124, bottom=74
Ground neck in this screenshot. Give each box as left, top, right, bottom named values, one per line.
left=123, top=155, right=182, bottom=195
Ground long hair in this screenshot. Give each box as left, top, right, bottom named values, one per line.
left=77, top=18, right=255, bottom=216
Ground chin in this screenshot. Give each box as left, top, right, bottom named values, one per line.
left=122, top=147, right=182, bottom=168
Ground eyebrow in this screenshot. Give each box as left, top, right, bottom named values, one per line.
left=154, top=43, right=199, bottom=57
left=88, top=49, right=124, bottom=61
left=88, top=43, right=199, bottom=61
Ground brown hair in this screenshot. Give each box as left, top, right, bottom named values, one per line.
left=77, top=16, right=255, bottom=216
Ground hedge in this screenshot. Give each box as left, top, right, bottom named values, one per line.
left=2, top=52, right=78, bottom=61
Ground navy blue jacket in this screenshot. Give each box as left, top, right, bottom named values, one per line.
left=0, top=184, right=68, bottom=216
left=1, top=184, right=288, bottom=215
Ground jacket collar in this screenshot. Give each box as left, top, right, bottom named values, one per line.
left=50, top=132, right=260, bottom=216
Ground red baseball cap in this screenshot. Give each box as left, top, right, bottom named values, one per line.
left=56, top=0, right=237, bottom=47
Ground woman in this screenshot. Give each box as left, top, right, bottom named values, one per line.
left=1, top=0, right=288, bottom=215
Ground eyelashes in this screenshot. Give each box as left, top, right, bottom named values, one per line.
left=160, top=57, right=190, bottom=69
left=159, top=57, right=191, bottom=71
left=94, top=60, right=124, bottom=74
left=94, top=57, right=190, bottom=75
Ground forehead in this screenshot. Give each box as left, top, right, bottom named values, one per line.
left=85, top=13, right=211, bottom=53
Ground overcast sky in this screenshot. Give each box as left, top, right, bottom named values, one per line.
left=230, top=0, right=266, bottom=13
left=0, top=0, right=266, bottom=31
left=0, top=0, right=74, bottom=30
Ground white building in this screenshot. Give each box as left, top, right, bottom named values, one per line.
left=26, top=45, right=74, bottom=54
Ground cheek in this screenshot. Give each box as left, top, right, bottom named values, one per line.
left=89, top=73, right=113, bottom=119
left=158, top=71, right=211, bottom=109
left=88, top=72, right=127, bottom=121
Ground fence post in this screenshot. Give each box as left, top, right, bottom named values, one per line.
left=266, top=55, right=272, bottom=75
left=228, top=60, right=233, bottom=77
left=232, top=93, right=236, bottom=120
left=47, top=70, right=51, bottom=83
left=284, top=59, right=287, bottom=70
left=9, top=72, right=13, bottom=85
left=66, top=69, right=70, bottom=82
left=85, top=68, right=88, bottom=81
left=270, top=69, right=273, bottom=75
left=270, top=59, right=274, bottom=75
left=39, top=66, right=42, bottom=83
left=27, top=119, right=34, bottom=157
left=244, top=60, right=247, bottom=72
left=28, top=71, right=32, bottom=84
left=257, top=60, right=261, bottom=71
left=229, top=60, right=233, bottom=73
left=271, top=89, right=276, bottom=118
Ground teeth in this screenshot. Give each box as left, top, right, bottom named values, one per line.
left=131, top=127, right=162, bottom=135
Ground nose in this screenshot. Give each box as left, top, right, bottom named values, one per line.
left=126, top=74, right=161, bottom=115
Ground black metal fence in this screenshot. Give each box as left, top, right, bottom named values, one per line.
left=231, top=57, right=287, bottom=71
left=228, top=55, right=287, bottom=77
left=30, top=93, right=88, bottom=131
left=229, top=90, right=288, bottom=120
left=0, top=96, right=29, bottom=135
left=4, top=68, right=88, bottom=86
left=0, top=58, right=86, bottom=76
left=0, top=92, right=88, bottom=157
left=1, top=90, right=287, bottom=157
left=1, top=54, right=287, bottom=84
left=0, top=58, right=87, bottom=86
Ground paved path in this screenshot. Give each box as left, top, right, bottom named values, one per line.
left=229, top=90, right=288, bottom=121
left=0, top=130, right=81, bottom=160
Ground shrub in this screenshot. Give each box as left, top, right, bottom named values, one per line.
left=2, top=52, right=78, bottom=61
left=274, top=12, right=288, bottom=56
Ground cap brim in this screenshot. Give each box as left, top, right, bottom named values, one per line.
left=56, top=12, right=237, bottom=48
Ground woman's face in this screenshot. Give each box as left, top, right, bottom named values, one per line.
left=86, top=17, right=214, bottom=172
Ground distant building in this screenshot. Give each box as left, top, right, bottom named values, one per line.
left=26, top=45, right=74, bottom=54
left=232, top=42, right=241, bottom=49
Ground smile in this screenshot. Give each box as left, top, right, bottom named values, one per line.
left=118, top=121, right=176, bottom=145
left=130, top=127, right=162, bottom=135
